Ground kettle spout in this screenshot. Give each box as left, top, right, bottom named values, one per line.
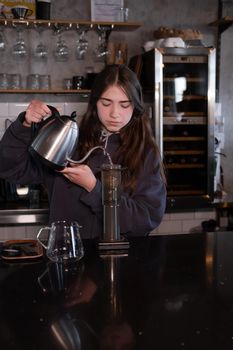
left=67, top=146, right=113, bottom=165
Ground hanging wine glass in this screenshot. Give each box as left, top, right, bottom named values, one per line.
left=53, top=26, right=69, bottom=62
left=12, top=24, right=28, bottom=60
left=75, top=26, right=89, bottom=60
left=0, top=25, right=6, bottom=52
left=93, top=25, right=111, bottom=62
left=33, top=23, right=48, bottom=60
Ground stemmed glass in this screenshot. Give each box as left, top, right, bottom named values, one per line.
left=0, top=25, right=6, bottom=52
left=93, top=25, right=111, bottom=62
left=75, top=26, right=89, bottom=60
left=12, top=24, right=28, bottom=60
left=53, top=26, right=69, bottom=62
left=33, top=24, right=48, bottom=60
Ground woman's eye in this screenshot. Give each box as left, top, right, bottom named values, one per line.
left=101, top=101, right=111, bottom=107
left=120, top=102, right=131, bottom=109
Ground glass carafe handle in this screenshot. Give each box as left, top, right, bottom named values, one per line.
left=37, top=226, right=51, bottom=249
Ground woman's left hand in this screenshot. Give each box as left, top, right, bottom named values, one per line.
left=60, top=164, right=97, bottom=192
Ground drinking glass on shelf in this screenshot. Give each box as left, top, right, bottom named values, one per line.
left=33, top=24, right=48, bottom=60
left=0, top=73, right=9, bottom=89
left=63, top=78, right=72, bottom=90
left=118, top=7, right=129, bottom=22
left=27, top=74, right=40, bottom=90
left=39, top=74, right=51, bottom=90
left=9, top=73, right=22, bottom=89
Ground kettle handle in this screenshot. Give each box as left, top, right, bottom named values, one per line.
left=46, top=105, right=61, bottom=118
left=31, top=105, right=61, bottom=137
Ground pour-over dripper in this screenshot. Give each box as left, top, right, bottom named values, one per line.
left=11, top=6, right=33, bottom=19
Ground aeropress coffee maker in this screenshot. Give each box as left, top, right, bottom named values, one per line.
left=98, top=164, right=129, bottom=252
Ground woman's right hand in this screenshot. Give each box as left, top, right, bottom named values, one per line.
left=23, top=99, right=52, bottom=127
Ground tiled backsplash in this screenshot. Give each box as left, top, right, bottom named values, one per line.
left=151, top=209, right=216, bottom=235
left=0, top=102, right=88, bottom=140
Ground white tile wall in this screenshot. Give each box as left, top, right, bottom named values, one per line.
left=0, top=103, right=8, bottom=116
left=153, top=219, right=183, bottom=235
left=0, top=102, right=88, bottom=140
left=64, top=102, right=88, bottom=125
left=8, top=103, right=29, bottom=117
left=170, top=212, right=194, bottom=220
left=151, top=209, right=217, bottom=235
left=64, top=102, right=87, bottom=116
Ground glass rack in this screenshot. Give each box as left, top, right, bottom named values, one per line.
left=0, top=18, right=142, bottom=31
left=0, top=18, right=142, bottom=94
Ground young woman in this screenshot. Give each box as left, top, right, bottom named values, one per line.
left=0, top=64, right=166, bottom=238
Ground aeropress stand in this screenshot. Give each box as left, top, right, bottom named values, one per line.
left=98, top=164, right=129, bottom=253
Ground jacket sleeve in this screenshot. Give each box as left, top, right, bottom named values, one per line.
left=0, top=113, right=44, bottom=185
left=119, top=149, right=166, bottom=236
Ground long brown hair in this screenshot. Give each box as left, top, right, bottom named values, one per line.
left=78, top=64, right=165, bottom=192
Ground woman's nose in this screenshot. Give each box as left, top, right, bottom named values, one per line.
left=110, top=103, right=120, bottom=118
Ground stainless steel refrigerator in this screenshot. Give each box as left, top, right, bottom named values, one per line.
left=139, top=47, right=216, bottom=210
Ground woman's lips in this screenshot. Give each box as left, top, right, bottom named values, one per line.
left=107, top=121, right=121, bottom=127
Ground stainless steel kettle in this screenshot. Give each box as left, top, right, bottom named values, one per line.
left=29, top=105, right=79, bottom=170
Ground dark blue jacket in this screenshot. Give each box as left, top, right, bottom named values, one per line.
left=0, top=114, right=166, bottom=238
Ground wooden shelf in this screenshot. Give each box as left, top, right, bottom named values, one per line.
left=166, top=164, right=205, bottom=169
left=164, top=95, right=207, bottom=100
left=0, top=89, right=91, bottom=94
left=168, top=189, right=206, bottom=195
left=0, top=18, right=142, bottom=31
left=164, top=112, right=205, bottom=117
left=164, top=77, right=205, bottom=83
left=164, top=136, right=205, bottom=142
left=164, top=150, right=205, bottom=155
left=209, top=16, right=233, bottom=34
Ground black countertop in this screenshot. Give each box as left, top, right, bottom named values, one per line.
left=0, top=231, right=233, bottom=349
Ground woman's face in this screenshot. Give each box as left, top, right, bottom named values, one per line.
left=97, top=84, right=134, bottom=133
